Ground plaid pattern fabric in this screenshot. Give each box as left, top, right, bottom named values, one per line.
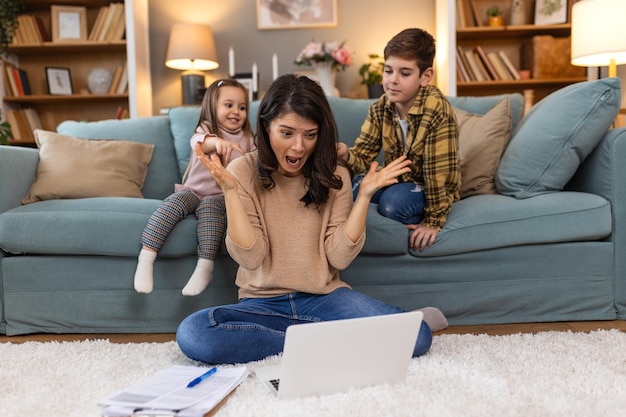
left=346, top=85, right=460, bottom=230
left=141, top=190, right=226, bottom=260
left=195, top=195, right=226, bottom=260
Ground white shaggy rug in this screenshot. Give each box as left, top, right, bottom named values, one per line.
left=1, top=330, right=625, bottom=417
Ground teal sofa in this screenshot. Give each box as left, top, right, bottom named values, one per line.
left=1, top=79, right=624, bottom=335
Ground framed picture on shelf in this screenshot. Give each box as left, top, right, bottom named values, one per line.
left=256, top=0, right=337, bottom=30
left=46, top=67, right=73, bottom=95
left=51, top=5, right=87, bottom=42
left=534, top=0, right=568, bottom=25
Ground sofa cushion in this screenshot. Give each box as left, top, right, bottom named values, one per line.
left=496, top=78, right=621, bottom=199
left=448, top=93, right=524, bottom=131
left=22, top=130, right=154, bottom=204
left=409, top=192, right=611, bottom=257
left=168, top=106, right=202, bottom=178
left=57, top=116, right=180, bottom=200
left=0, top=198, right=199, bottom=257
left=454, top=98, right=512, bottom=198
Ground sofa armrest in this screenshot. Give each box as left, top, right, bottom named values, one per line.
left=567, top=126, right=626, bottom=316
left=568, top=127, right=626, bottom=205
left=0, top=146, right=38, bottom=213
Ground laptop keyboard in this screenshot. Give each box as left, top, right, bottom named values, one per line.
left=270, top=378, right=280, bottom=390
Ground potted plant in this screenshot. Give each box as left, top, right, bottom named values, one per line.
left=359, top=54, right=384, bottom=98
left=0, top=0, right=25, bottom=145
left=486, top=6, right=503, bottom=27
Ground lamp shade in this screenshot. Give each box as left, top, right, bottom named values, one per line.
left=571, top=0, right=626, bottom=68
left=165, top=23, right=219, bottom=71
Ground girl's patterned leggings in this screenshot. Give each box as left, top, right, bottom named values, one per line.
left=141, top=189, right=226, bottom=260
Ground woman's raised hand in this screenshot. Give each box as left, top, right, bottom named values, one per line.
left=195, top=143, right=238, bottom=192
left=357, top=156, right=412, bottom=200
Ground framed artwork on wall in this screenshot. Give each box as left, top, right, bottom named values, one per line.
left=256, top=0, right=338, bottom=30
left=46, top=67, right=73, bottom=95
left=51, top=5, right=87, bottom=41
left=534, top=0, right=568, bottom=25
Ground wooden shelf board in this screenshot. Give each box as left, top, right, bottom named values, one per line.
left=4, top=94, right=129, bottom=104
left=7, top=41, right=126, bottom=55
left=457, top=24, right=572, bottom=40
left=458, top=77, right=587, bottom=89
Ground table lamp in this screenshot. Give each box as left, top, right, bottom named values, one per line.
left=571, top=0, right=626, bottom=78
left=165, top=23, right=219, bottom=104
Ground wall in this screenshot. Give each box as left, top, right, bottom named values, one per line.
left=148, top=0, right=435, bottom=114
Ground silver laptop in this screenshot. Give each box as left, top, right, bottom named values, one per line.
left=254, top=311, right=423, bottom=399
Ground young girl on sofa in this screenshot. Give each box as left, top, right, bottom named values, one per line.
left=134, top=79, right=256, bottom=295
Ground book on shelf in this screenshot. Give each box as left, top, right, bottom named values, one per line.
left=13, top=14, right=48, bottom=45
left=107, top=3, right=126, bottom=41
left=5, top=108, right=40, bottom=143
left=456, top=0, right=467, bottom=28
left=115, top=106, right=129, bottom=119
left=463, top=49, right=487, bottom=82
left=456, top=53, right=471, bottom=82
left=89, top=6, right=109, bottom=41
left=472, top=51, right=492, bottom=81
left=474, top=46, right=500, bottom=81
left=4, top=62, right=18, bottom=96
left=469, top=0, right=483, bottom=27
left=89, top=3, right=125, bottom=42
left=12, top=67, right=32, bottom=96
left=498, top=51, right=522, bottom=80
left=116, top=64, right=128, bottom=94
left=108, top=65, right=124, bottom=94
left=456, top=46, right=476, bottom=81
left=487, top=51, right=513, bottom=81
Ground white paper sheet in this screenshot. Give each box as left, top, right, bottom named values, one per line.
left=99, top=365, right=248, bottom=416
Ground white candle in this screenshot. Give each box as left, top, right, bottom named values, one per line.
left=252, top=62, right=258, bottom=92
left=272, top=53, right=278, bottom=80
left=228, top=47, right=235, bottom=77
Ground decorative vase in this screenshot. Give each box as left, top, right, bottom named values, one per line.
left=488, top=15, right=503, bottom=27
left=87, top=68, right=113, bottom=94
left=510, top=0, right=528, bottom=26
left=313, top=61, right=339, bottom=97
left=367, top=84, right=384, bottom=99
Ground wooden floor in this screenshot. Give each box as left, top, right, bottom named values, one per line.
left=1, top=320, right=625, bottom=344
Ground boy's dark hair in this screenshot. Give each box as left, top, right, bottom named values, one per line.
left=256, top=74, right=343, bottom=207
left=384, top=28, right=436, bottom=74
left=196, top=78, right=252, bottom=136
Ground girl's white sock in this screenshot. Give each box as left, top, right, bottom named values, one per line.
left=182, top=258, right=215, bottom=296
left=133, top=249, right=157, bottom=293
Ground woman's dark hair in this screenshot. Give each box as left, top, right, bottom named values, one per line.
left=255, top=74, right=342, bottom=207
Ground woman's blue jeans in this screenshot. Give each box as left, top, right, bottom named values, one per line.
left=352, top=175, right=425, bottom=225
left=176, top=287, right=432, bottom=364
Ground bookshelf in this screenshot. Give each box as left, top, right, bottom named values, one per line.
left=1, top=0, right=152, bottom=145
left=436, top=0, right=587, bottom=105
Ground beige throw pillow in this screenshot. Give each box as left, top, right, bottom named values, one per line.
left=454, top=98, right=512, bottom=198
left=22, top=129, right=155, bottom=204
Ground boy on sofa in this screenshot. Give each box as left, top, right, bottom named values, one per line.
left=337, top=28, right=460, bottom=251
left=134, top=79, right=256, bottom=295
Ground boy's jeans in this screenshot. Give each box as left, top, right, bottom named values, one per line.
left=352, top=175, right=425, bottom=225
left=176, top=287, right=432, bottom=364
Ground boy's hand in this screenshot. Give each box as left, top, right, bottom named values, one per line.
left=195, top=143, right=238, bottom=192
left=336, top=142, right=348, bottom=161
left=407, top=224, right=438, bottom=251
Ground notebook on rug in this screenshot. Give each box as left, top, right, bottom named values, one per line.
left=254, top=311, right=423, bottom=399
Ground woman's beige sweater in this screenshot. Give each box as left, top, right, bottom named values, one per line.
left=226, top=152, right=366, bottom=299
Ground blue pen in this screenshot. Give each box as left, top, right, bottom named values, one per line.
left=186, top=367, right=217, bottom=388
